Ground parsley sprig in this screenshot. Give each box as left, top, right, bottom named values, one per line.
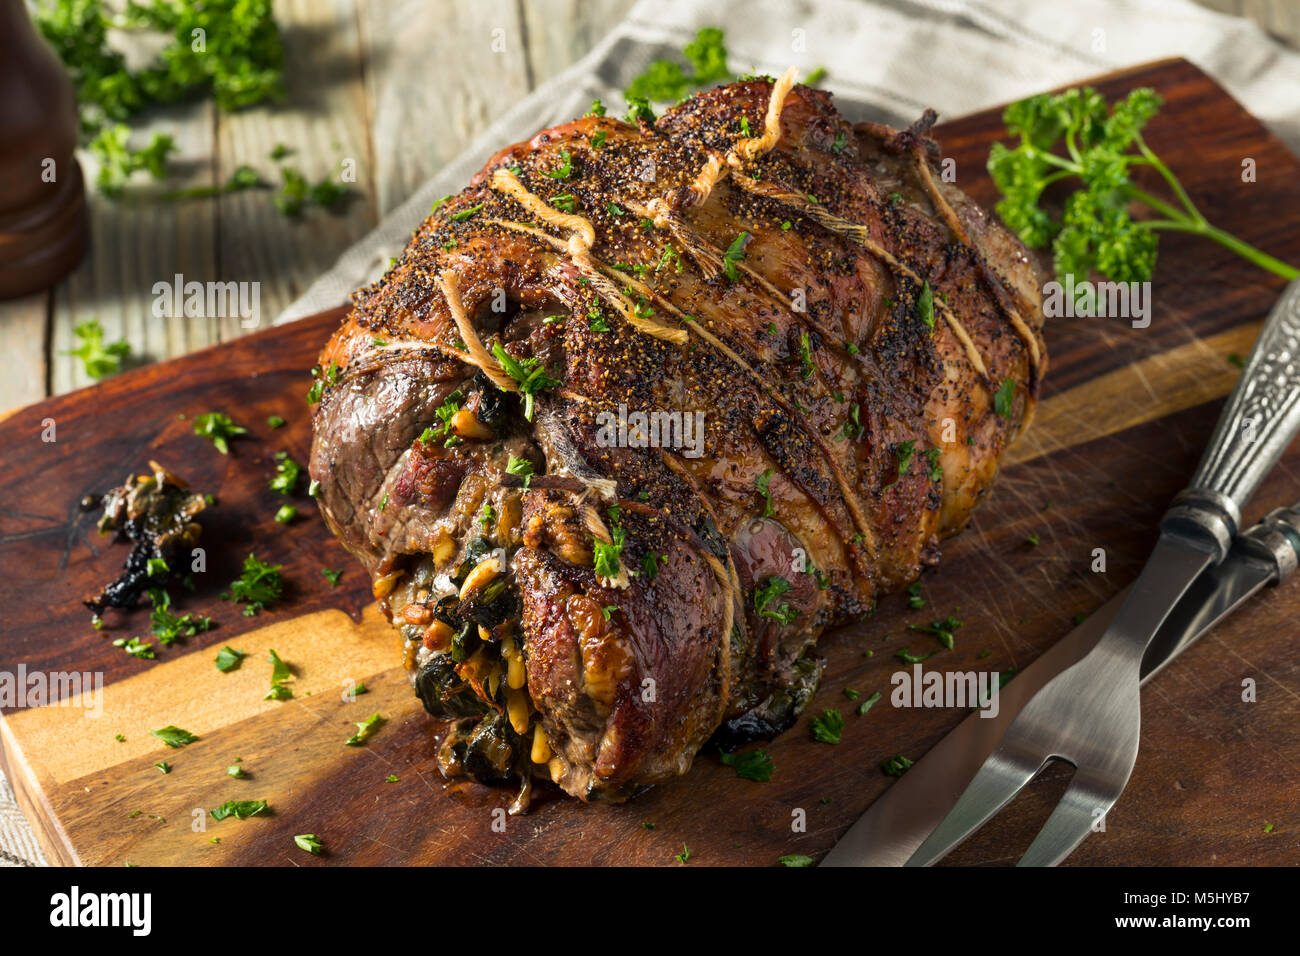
left=490, top=342, right=561, bottom=421
left=988, top=86, right=1298, bottom=288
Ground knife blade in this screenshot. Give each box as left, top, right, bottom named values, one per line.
left=820, top=503, right=1300, bottom=867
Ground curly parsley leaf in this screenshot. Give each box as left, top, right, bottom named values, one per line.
left=811, top=708, right=845, bottom=745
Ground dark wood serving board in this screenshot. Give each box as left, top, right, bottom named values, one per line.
left=2, top=58, right=1297, bottom=867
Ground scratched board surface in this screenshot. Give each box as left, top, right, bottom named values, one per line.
left=0, top=59, right=1297, bottom=867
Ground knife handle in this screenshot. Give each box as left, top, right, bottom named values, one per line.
left=1163, top=279, right=1300, bottom=560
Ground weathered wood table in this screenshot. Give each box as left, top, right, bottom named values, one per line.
left=0, top=0, right=638, bottom=416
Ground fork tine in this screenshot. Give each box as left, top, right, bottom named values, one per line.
left=905, top=743, right=1050, bottom=867
left=1016, top=769, right=1129, bottom=867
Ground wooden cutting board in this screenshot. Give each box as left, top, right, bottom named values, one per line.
left=2, top=58, right=1297, bottom=867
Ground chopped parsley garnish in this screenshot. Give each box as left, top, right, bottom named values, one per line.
left=624, top=95, right=656, bottom=125
left=838, top=404, right=863, bottom=441
left=151, top=725, right=199, bottom=748
left=345, top=712, right=384, bottom=746
left=551, top=192, right=576, bottom=212
left=720, top=748, right=774, bottom=782
left=908, top=615, right=963, bottom=649
left=754, top=576, right=798, bottom=625
left=294, top=834, right=323, bottom=855
left=320, top=567, right=342, bottom=588
left=882, top=754, right=914, bottom=777
left=994, top=377, right=1016, bottom=418
left=385, top=774, right=400, bottom=783
left=154, top=761, right=171, bottom=774
left=587, top=99, right=606, bottom=117
left=147, top=589, right=212, bottom=645
left=674, top=843, right=691, bottom=864
left=546, top=149, right=572, bottom=179
left=798, top=332, right=814, bottom=379
left=227, top=764, right=246, bottom=778
left=917, top=280, right=935, bottom=329
left=779, top=854, right=815, bottom=867
left=658, top=243, right=683, bottom=273
left=856, top=691, right=883, bottom=716
left=592, top=508, right=626, bottom=580
left=274, top=167, right=349, bottom=217
left=895, top=646, right=934, bottom=664
left=424, top=389, right=465, bottom=447
left=267, top=648, right=292, bottom=685
left=215, top=646, right=245, bottom=672
left=722, top=231, right=750, bottom=281
left=1026, top=532, right=1040, bottom=546
left=210, top=800, right=268, bottom=821
left=450, top=203, right=483, bottom=222
left=640, top=552, right=665, bottom=581
left=588, top=305, right=610, bottom=332
left=193, top=412, right=247, bottom=454
left=113, top=636, right=155, bottom=658
left=65, top=320, right=130, bottom=379
left=266, top=415, right=285, bottom=428
left=606, top=201, right=624, bottom=216
left=223, top=553, right=284, bottom=617
left=505, top=454, right=535, bottom=488
left=490, top=342, right=561, bottom=421
left=925, top=448, right=943, bottom=482
left=831, top=130, right=847, bottom=154
left=811, top=708, right=845, bottom=744
left=755, top=468, right=776, bottom=518
left=907, top=579, right=925, bottom=610
left=274, top=504, right=296, bottom=524
left=590, top=130, right=607, bottom=148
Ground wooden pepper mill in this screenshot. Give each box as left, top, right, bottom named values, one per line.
left=0, top=0, right=88, bottom=300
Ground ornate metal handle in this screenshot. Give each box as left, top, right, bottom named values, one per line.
left=1163, top=279, right=1300, bottom=560
left=1238, top=503, right=1300, bottom=583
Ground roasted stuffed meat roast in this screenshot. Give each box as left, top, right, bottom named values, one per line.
left=309, top=70, right=1046, bottom=810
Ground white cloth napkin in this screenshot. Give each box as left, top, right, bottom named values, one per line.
left=7, top=0, right=1300, bottom=868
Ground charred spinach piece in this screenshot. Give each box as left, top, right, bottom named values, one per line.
left=413, top=652, right=488, bottom=719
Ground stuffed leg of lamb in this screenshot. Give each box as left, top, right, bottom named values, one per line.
left=309, top=70, right=1046, bottom=809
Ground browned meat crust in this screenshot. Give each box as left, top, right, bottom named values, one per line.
left=309, top=71, right=1045, bottom=806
